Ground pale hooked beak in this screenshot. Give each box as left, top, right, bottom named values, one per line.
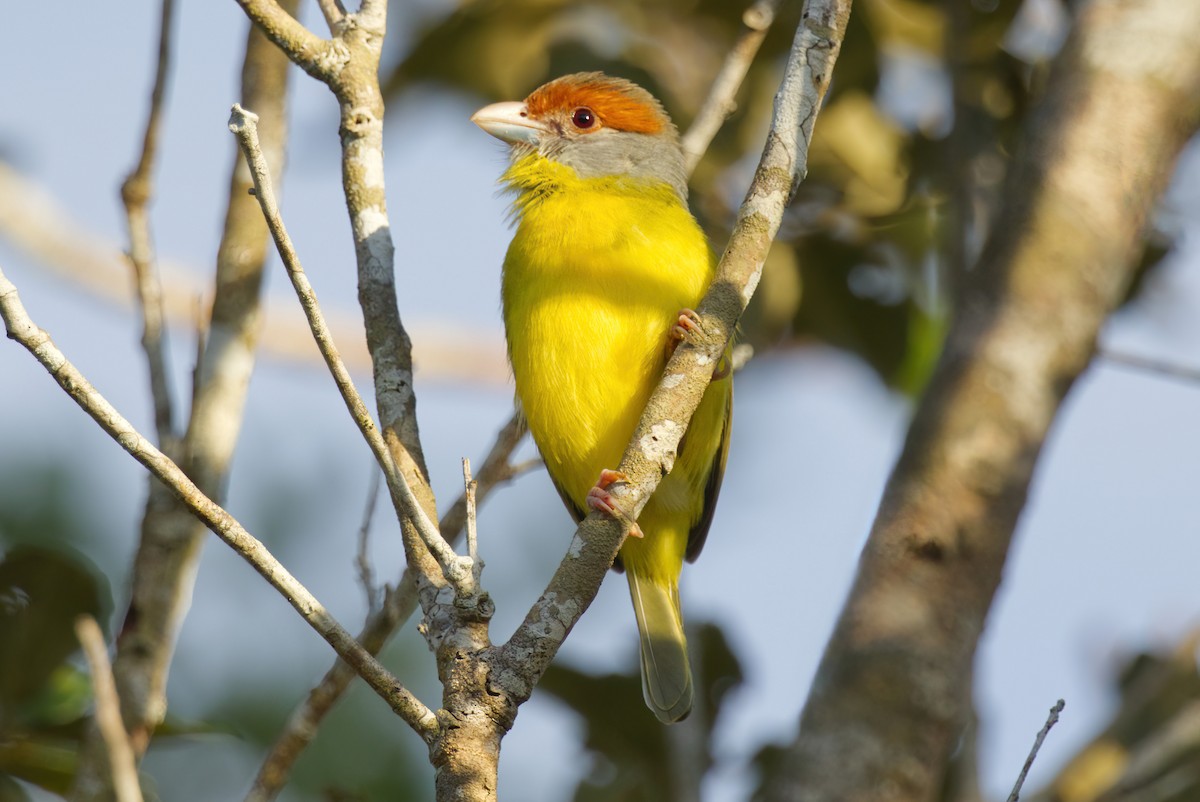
left=471, top=101, right=546, bottom=145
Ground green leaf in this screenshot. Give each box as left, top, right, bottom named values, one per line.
left=0, top=546, right=103, bottom=723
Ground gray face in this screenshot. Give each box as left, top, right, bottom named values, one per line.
left=512, top=123, right=690, bottom=204
left=554, top=130, right=689, bottom=203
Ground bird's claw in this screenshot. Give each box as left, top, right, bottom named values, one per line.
left=668, top=308, right=703, bottom=354
left=586, top=469, right=644, bottom=538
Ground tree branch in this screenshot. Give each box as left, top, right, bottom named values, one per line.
left=245, top=410, right=527, bottom=802
left=68, top=14, right=302, bottom=800
left=1099, top=347, right=1200, bottom=386
left=757, top=2, right=1200, bottom=799
left=315, top=0, right=346, bottom=32
left=228, top=103, right=470, bottom=593
left=681, top=0, right=783, bottom=175
left=1007, top=700, right=1064, bottom=802
left=74, top=617, right=143, bottom=802
left=121, top=0, right=177, bottom=450
left=231, top=0, right=336, bottom=81
left=0, top=265, right=439, bottom=743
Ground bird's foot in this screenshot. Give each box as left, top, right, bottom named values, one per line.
left=669, top=309, right=731, bottom=381
left=667, top=309, right=703, bottom=356
left=586, top=469, right=644, bottom=538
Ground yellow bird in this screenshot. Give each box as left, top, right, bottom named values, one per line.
left=472, top=73, right=732, bottom=723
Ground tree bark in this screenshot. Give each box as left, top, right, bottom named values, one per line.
left=758, top=2, right=1200, bottom=800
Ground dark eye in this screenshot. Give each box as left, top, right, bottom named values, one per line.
left=571, top=107, right=596, bottom=129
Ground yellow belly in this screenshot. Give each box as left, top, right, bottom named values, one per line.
left=501, top=157, right=728, bottom=580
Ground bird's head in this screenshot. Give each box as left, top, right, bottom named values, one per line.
left=472, top=72, right=688, bottom=201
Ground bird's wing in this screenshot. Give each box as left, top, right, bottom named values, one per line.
left=685, top=372, right=732, bottom=564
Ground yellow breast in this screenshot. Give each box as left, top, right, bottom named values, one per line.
left=500, top=155, right=714, bottom=509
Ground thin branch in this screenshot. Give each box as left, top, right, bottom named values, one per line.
left=1099, top=348, right=1200, bottom=385
left=121, top=0, right=177, bottom=449
left=437, top=411, right=528, bottom=540
left=356, top=466, right=383, bottom=614
left=463, top=458, right=480, bottom=580
left=71, top=16, right=302, bottom=798
left=1007, top=700, right=1064, bottom=802
left=238, top=0, right=445, bottom=619
left=0, top=265, right=439, bottom=743
left=232, top=0, right=335, bottom=81
left=681, top=0, right=783, bottom=175
left=227, top=104, right=469, bottom=594
left=245, top=410, right=526, bottom=802
left=315, top=0, right=346, bottom=31
left=74, top=617, right=143, bottom=802
left=497, top=0, right=852, bottom=695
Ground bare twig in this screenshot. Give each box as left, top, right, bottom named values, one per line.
left=0, top=265, right=439, bottom=742
left=74, top=617, right=143, bottom=802
left=1099, top=348, right=1200, bottom=385
left=463, top=458, right=480, bottom=578
left=227, top=104, right=468, bottom=594
left=245, top=410, right=527, bottom=802
left=681, top=0, right=783, bottom=175
left=236, top=0, right=444, bottom=628
left=315, top=0, right=346, bottom=31
left=121, top=0, right=177, bottom=449
left=1007, top=700, right=1065, bottom=802
left=356, top=467, right=383, bottom=614
left=231, top=0, right=333, bottom=82
left=70, top=16, right=303, bottom=799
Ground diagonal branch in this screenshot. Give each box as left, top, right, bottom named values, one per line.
left=0, top=265, right=439, bottom=744
left=65, top=15, right=305, bottom=802
left=227, top=104, right=469, bottom=594
left=244, top=410, right=528, bottom=802
left=315, top=0, right=346, bottom=32
left=232, top=0, right=336, bottom=81
left=74, top=617, right=143, bottom=802
left=236, top=0, right=443, bottom=614
left=681, top=0, right=783, bottom=175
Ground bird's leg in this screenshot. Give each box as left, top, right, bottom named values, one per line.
left=668, top=308, right=730, bottom=380
left=586, top=469, right=644, bottom=538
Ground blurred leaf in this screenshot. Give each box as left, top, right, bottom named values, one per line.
left=864, top=0, right=946, bottom=54
left=17, top=665, right=91, bottom=731
left=0, top=546, right=102, bottom=721
left=0, top=736, right=76, bottom=795
left=1034, top=634, right=1200, bottom=802
left=540, top=620, right=743, bottom=800
left=809, top=91, right=909, bottom=217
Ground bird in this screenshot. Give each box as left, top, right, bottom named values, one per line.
left=472, top=72, right=732, bottom=723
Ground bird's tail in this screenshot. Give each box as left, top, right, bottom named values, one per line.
left=627, top=569, right=693, bottom=723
